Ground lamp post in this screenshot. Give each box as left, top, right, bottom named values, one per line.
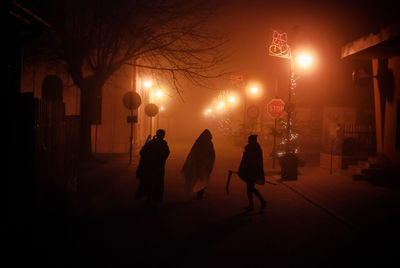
left=268, top=30, right=314, bottom=180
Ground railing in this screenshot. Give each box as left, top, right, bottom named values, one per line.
left=343, top=123, right=376, bottom=154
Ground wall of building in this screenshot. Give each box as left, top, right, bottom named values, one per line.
left=384, top=56, right=400, bottom=164
left=21, top=62, right=152, bottom=154
left=372, top=56, right=400, bottom=166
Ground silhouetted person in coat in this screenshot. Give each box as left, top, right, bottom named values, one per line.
left=182, top=129, right=215, bottom=200
left=135, top=129, right=170, bottom=208
left=238, top=135, right=266, bottom=211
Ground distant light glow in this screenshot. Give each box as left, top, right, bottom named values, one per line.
left=155, top=90, right=163, bottom=98
left=228, top=96, right=236, bottom=103
left=143, top=80, right=152, bottom=88
left=219, top=101, right=225, bottom=107
left=160, top=106, right=165, bottom=111
left=204, top=108, right=213, bottom=116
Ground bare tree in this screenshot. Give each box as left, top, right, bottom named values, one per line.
left=26, top=0, right=228, bottom=159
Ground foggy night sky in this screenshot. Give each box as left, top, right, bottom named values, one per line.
left=19, top=0, right=398, bottom=141
left=170, top=0, right=397, bottom=139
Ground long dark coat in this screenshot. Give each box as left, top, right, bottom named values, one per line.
left=238, top=141, right=265, bottom=185
left=181, top=130, right=215, bottom=194
left=135, top=137, right=170, bottom=202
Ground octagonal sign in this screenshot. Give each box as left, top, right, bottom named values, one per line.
left=267, top=98, right=285, bottom=118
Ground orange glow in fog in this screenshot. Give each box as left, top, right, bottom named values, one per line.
left=297, top=53, right=313, bottom=68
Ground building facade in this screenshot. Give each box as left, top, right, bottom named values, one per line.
left=341, top=23, right=400, bottom=167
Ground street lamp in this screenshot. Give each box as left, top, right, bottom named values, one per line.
left=297, top=52, right=313, bottom=68
left=269, top=30, right=314, bottom=180
left=243, top=83, right=262, bottom=131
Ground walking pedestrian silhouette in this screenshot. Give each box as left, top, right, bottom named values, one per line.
left=238, top=135, right=267, bottom=211
left=135, top=129, right=170, bottom=209
left=182, top=129, right=215, bottom=200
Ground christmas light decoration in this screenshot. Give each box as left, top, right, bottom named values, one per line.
left=269, top=30, right=301, bottom=159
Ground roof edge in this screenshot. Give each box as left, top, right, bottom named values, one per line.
left=341, top=22, right=400, bottom=59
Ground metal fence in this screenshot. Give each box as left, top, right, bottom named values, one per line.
left=343, top=123, right=376, bottom=154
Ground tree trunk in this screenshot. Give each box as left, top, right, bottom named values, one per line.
left=79, top=88, right=92, bottom=159
left=79, top=76, right=103, bottom=160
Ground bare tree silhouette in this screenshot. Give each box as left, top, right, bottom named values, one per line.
left=24, top=0, right=228, bottom=158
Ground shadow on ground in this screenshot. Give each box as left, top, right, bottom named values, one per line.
left=353, top=168, right=400, bottom=192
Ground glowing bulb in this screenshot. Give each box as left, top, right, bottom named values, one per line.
left=219, top=101, right=225, bottom=107
left=228, top=96, right=236, bottom=103
left=250, top=87, right=258, bottom=94
left=297, top=53, right=313, bottom=68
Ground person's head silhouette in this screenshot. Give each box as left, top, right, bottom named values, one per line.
left=200, top=129, right=212, bottom=140
left=156, top=129, right=166, bottom=139
left=248, top=134, right=258, bottom=144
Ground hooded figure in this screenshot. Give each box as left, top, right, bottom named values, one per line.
left=135, top=129, right=170, bottom=206
left=182, top=129, right=215, bottom=200
left=238, top=135, right=266, bottom=211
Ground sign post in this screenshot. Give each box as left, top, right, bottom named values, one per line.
left=144, top=103, right=159, bottom=137
left=123, top=91, right=141, bottom=164
left=267, top=99, right=285, bottom=168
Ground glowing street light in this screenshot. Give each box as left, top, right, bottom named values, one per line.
left=246, top=83, right=262, bottom=98
left=297, top=52, right=313, bottom=69
left=250, top=87, right=259, bottom=94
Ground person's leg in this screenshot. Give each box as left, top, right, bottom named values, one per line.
left=253, top=188, right=267, bottom=209
left=245, top=182, right=254, bottom=210
left=197, top=188, right=205, bottom=200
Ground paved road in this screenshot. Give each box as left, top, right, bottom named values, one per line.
left=11, top=140, right=400, bottom=267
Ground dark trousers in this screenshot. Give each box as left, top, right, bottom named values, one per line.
left=246, top=181, right=264, bottom=206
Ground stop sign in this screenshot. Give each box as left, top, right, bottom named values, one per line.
left=267, top=98, right=285, bottom=118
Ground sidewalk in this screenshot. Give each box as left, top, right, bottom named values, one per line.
left=267, top=163, right=400, bottom=262
left=269, top=165, right=400, bottom=229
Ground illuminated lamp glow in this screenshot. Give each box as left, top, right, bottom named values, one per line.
left=297, top=53, right=313, bottom=68
left=250, top=87, right=258, bottom=94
